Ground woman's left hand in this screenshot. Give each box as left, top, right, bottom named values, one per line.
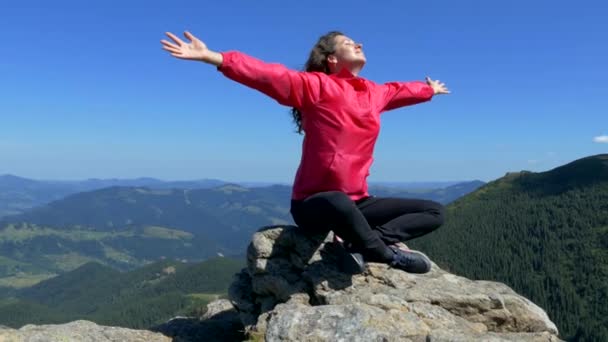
left=425, top=77, right=450, bottom=95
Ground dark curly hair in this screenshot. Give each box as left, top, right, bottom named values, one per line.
left=291, top=31, right=343, bottom=134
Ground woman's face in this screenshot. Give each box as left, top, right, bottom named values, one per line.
left=328, top=35, right=366, bottom=72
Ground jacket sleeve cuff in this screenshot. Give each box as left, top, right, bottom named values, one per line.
left=216, top=51, right=236, bottom=72
left=422, top=83, right=435, bottom=99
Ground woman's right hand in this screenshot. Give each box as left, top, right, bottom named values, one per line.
left=161, top=31, right=223, bottom=66
left=425, top=76, right=450, bottom=95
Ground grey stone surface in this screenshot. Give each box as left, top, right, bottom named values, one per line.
left=230, top=225, right=562, bottom=342
left=0, top=320, right=171, bottom=342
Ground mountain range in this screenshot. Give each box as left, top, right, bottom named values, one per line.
left=0, top=175, right=482, bottom=218
left=0, top=180, right=484, bottom=290
left=0, top=175, right=226, bottom=218
left=0, top=154, right=606, bottom=340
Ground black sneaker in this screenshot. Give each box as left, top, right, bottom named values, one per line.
left=389, top=246, right=431, bottom=274
left=340, top=251, right=365, bottom=274
left=333, top=238, right=365, bottom=274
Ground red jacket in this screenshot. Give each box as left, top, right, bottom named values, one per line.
left=219, top=51, right=434, bottom=200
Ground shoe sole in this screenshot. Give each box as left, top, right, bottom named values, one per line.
left=340, top=252, right=365, bottom=274
left=333, top=241, right=365, bottom=274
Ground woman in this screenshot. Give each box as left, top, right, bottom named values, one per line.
left=161, top=30, right=449, bottom=274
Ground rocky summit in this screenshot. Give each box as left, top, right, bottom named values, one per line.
left=229, top=225, right=561, bottom=342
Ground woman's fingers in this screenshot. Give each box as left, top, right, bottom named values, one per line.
left=183, top=31, right=197, bottom=42
left=162, top=45, right=182, bottom=55
left=161, top=42, right=182, bottom=54
left=161, top=40, right=180, bottom=51
left=165, top=32, right=185, bottom=46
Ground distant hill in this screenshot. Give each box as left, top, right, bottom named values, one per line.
left=369, top=180, right=485, bottom=203
left=0, top=184, right=291, bottom=286
left=370, top=181, right=467, bottom=189
left=0, top=222, right=224, bottom=281
left=409, top=154, right=608, bottom=341
left=0, top=175, right=227, bottom=218
left=0, top=175, right=75, bottom=218
left=0, top=184, right=292, bottom=286
left=0, top=257, right=243, bottom=329
left=1, top=184, right=293, bottom=247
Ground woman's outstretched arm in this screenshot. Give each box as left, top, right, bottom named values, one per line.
left=161, top=31, right=321, bottom=109
left=378, top=77, right=450, bottom=112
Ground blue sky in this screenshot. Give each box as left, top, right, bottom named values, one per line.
left=1, top=0, right=606, bottom=183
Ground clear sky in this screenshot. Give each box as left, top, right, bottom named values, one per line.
left=1, top=0, right=606, bottom=183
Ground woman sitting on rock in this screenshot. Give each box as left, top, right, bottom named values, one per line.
left=161, top=30, right=449, bottom=274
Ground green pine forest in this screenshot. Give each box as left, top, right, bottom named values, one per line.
left=410, top=154, right=608, bottom=341
left=0, top=257, right=244, bottom=329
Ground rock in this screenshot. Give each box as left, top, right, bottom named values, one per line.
left=0, top=320, right=171, bottom=342
left=229, top=225, right=562, bottom=341
left=201, top=298, right=234, bottom=320
left=151, top=299, right=245, bottom=342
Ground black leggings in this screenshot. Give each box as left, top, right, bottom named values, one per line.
left=290, top=191, right=445, bottom=262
